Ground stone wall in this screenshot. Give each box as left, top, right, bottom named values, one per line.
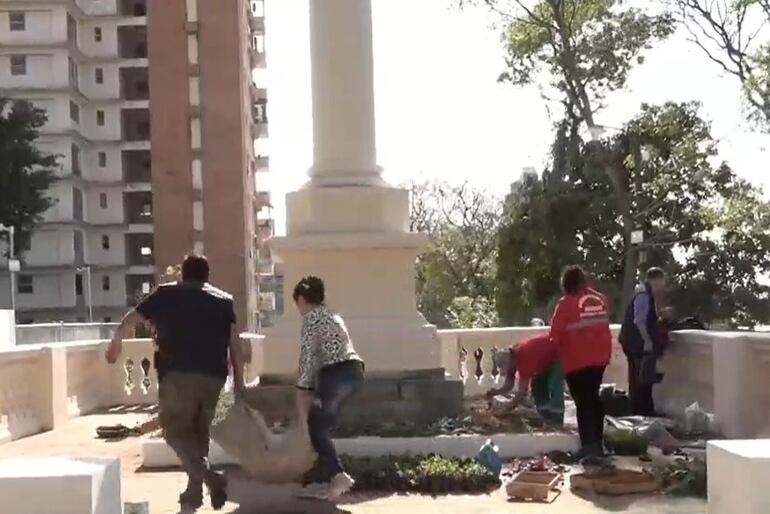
left=0, top=310, right=14, bottom=349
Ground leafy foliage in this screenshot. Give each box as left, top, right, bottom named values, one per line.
left=341, top=454, right=501, bottom=493
left=497, top=102, right=770, bottom=327
left=447, top=296, right=499, bottom=328
left=0, top=98, right=58, bottom=255
left=409, top=181, right=502, bottom=327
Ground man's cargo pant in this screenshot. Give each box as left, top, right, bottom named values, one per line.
left=159, top=371, right=225, bottom=496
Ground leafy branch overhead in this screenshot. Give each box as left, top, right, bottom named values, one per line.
left=672, top=0, right=770, bottom=130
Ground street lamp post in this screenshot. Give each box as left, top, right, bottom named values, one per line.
left=0, top=224, right=20, bottom=314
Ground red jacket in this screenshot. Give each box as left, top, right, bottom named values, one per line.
left=549, top=287, right=612, bottom=375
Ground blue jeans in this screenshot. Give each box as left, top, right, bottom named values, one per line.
left=306, top=360, right=364, bottom=483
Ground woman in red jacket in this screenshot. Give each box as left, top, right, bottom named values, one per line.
left=550, top=265, right=612, bottom=462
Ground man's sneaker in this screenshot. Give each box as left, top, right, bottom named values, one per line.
left=208, top=473, right=227, bottom=510
left=294, top=482, right=330, bottom=501
left=327, top=472, right=355, bottom=501
left=178, top=489, right=203, bottom=512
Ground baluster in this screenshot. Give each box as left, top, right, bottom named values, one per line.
left=490, top=346, right=500, bottom=382
left=474, top=348, right=484, bottom=383
left=140, top=358, right=151, bottom=394
left=124, top=358, right=136, bottom=396
left=459, top=346, right=468, bottom=383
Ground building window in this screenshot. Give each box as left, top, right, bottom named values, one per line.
left=95, top=67, right=104, bottom=84
left=98, top=151, right=107, bottom=167
left=103, top=317, right=112, bottom=323
left=102, top=276, right=110, bottom=291
left=69, top=101, right=80, bottom=123
left=75, top=274, right=83, bottom=296
left=10, top=55, right=26, bottom=76
left=141, top=201, right=152, bottom=218
left=71, top=144, right=81, bottom=176
left=9, top=12, right=25, bottom=31
left=96, top=110, right=105, bottom=126
left=68, top=57, right=78, bottom=90
left=101, top=235, right=110, bottom=250
left=18, top=275, right=33, bottom=294
left=99, top=192, right=108, bottom=209
left=94, top=27, right=102, bottom=42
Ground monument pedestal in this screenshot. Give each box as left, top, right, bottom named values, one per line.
left=257, top=0, right=463, bottom=422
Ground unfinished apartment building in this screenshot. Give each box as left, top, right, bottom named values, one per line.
left=0, top=0, right=269, bottom=330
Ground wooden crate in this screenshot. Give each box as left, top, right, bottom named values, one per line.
left=571, top=469, right=659, bottom=496
left=505, top=471, right=562, bottom=502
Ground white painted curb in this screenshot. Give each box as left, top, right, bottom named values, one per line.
left=141, top=433, right=579, bottom=468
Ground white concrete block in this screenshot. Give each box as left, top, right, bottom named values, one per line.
left=0, top=457, right=121, bottom=514
left=141, top=432, right=579, bottom=468
left=708, top=439, right=770, bottom=514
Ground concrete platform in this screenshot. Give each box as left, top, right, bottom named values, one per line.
left=141, top=432, right=579, bottom=468
left=0, top=456, right=121, bottom=514
left=708, top=439, right=770, bottom=514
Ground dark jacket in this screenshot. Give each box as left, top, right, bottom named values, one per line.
left=620, top=283, right=660, bottom=358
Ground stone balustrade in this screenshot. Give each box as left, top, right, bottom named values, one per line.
left=0, top=335, right=265, bottom=443
left=1, top=327, right=770, bottom=444
left=437, top=326, right=626, bottom=398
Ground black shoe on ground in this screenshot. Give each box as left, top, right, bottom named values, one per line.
left=207, top=473, right=228, bottom=511
left=178, top=489, right=203, bottom=511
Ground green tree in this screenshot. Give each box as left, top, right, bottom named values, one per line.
left=458, top=0, right=676, bottom=309
left=409, top=181, right=502, bottom=327
left=498, top=102, right=770, bottom=328
left=0, top=98, right=58, bottom=255
left=672, top=0, right=770, bottom=129
left=446, top=296, right=499, bottom=328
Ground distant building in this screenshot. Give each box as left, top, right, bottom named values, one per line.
left=0, top=0, right=270, bottom=330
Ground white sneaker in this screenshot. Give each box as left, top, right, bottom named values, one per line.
left=327, top=473, right=355, bottom=501
left=294, top=482, right=329, bottom=501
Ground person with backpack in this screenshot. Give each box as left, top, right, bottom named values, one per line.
left=620, top=267, right=668, bottom=416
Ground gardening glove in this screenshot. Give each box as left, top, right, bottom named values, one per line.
left=639, top=352, right=658, bottom=386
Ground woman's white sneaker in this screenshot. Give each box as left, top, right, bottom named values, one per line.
left=327, top=473, right=355, bottom=501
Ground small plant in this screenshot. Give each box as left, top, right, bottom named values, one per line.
left=604, top=429, right=649, bottom=456
left=340, top=454, right=500, bottom=494
left=212, top=389, right=234, bottom=427
left=655, top=458, right=707, bottom=498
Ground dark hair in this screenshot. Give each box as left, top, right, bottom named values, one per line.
left=561, top=265, right=587, bottom=295
left=646, top=267, right=665, bottom=282
left=181, top=254, right=210, bottom=282
left=293, top=276, right=325, bottom=305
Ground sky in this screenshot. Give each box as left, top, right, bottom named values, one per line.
left=260, top=0, right=770, bottom=236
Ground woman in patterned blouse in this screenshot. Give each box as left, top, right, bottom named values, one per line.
left=293, top=276, right=365, bottom=501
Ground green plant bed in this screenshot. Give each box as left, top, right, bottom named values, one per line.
left=340, top=454, right=501, bottom=494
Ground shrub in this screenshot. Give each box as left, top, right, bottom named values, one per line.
left=340, top=454, right=500, bottom=494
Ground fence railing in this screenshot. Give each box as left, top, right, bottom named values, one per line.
left=437, top=326, right=626, bottom=398
left=0, top=335, right=264, bottom=444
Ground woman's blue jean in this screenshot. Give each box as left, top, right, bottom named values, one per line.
left=306, top=360, right=364, bottom=482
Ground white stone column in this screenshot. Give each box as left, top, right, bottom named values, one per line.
left=262, top=0, right=440, bottom=376
left=308, top=0, right=381, bottom=187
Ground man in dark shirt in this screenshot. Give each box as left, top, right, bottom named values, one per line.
left=105, top=254, right=245, bottom=511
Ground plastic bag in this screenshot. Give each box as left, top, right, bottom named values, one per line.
left=210, top=390, right=316, bottom=483
left=477, top=439, right=502, bottom=476
left=684, top=402, right=712, bottom=435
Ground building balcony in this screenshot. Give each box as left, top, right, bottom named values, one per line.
left=121, top=108, right=151, bottom=142
left=122, top=149, right=152, bottom=183
left=255, top=191, right=271, bottom=211
left=120, top=67, right=150, bottom=101
left=117, top=26, right=147, bottom=59
left=255, top=219, right=273, bottom=242
left=250, top=16, right=265, bottom=35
